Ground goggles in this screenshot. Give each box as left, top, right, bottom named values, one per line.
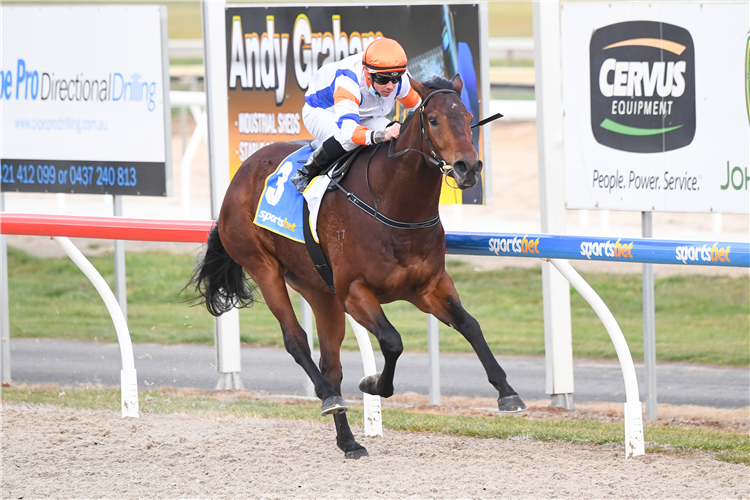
left=371, top=72, right=404, bottom=85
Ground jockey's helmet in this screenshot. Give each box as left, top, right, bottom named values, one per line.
left=362, top=38, right=407, bottom=85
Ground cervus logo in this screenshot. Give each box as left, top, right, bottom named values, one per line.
left=590, top=21, right=696, bottom=153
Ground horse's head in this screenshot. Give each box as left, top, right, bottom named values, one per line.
left=408, top=75, right=483, bottom=189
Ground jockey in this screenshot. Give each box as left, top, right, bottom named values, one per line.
left=290, top=37, right=422, bottom=192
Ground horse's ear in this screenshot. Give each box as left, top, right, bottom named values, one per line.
left=409, top=76, right=430, bottom=100
left=451, top=74, right=464, bottom=95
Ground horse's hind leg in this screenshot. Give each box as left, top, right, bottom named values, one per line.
left=238, top=259, right=343, bottom=410
left=415, top=271, right=527, bottom=413
left=285, top=274, right=368, bottom=459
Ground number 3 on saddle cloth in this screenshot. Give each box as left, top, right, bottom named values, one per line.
left=253, top=145, right=337, bottom=291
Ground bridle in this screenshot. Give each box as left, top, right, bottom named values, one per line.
left=327, top=88, right=501, bottom=230
left=388, top=88, right=459, bottom=176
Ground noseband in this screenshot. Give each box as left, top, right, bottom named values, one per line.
left=388, top=88, right=459, bottom=176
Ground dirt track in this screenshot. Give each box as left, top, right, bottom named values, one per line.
left=2, top=402, right=748, bottom=499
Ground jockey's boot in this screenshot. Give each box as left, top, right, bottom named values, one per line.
left=290, top=136, right=347, bottom=193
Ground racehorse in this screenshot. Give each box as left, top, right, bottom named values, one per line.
left=189, top=75, right=527, bottom=459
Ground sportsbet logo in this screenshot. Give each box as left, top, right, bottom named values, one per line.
left=488, top=236, right=540, bottom=256
left=675, top=243, right=731, bottom=264
left=579, top=239, right=633, bottom=260
left=590, top=21, right=696, bottom=153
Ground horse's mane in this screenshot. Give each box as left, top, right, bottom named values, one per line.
left=401, top=76, right=456, bottom=130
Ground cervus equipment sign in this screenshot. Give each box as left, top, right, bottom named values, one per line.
left=225, top=4, right=487, bottom=205
left=561, top=2, right=749, bottom=214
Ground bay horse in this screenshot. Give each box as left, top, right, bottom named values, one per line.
left=189, top=75, right=526, bottom=459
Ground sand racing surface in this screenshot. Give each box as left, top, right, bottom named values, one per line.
left=2, top=399, right=748, bottom=499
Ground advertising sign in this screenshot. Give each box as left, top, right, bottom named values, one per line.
left=0, top=5, right=171, bottom=196
left=225, top=4, right=487, bottom=204
left=561, top=2, right=749, bottom=214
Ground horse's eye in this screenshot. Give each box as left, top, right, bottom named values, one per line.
left=428, top=117, right=438, bottom=126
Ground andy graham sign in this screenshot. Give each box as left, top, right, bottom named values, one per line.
left=561, top=2, right=748, bottom=214
left=224, top=4, right=487, bottom=205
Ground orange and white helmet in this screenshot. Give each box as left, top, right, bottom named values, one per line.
left=362, top=38, right=408, bottom=77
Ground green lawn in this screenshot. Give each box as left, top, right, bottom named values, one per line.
left=6, top=247, right=748, bottom=366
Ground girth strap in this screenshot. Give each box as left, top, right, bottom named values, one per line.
left=302, top=200, right=336, bottom=292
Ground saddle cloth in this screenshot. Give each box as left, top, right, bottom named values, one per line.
left=253, top=145, right=331, bottom=243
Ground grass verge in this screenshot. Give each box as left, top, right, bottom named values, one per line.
left=7, top=248, right=749, bottom=366
left=3, top=387, right=747, bottom=466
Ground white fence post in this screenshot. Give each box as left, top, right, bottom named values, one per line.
left=0, top=194, right=9, bottom=386
left=202, top=0, right=243, bottom=390
left=346, top=314, right=383, bottom=437
left=533, top=0, right=575, bottom=409
left=427, top=314, right=441, bottom=406
left=642, top=212, right=657, bottom=421
left=301, top=297, right=315, bottom=398
left=113, top=195, right=127, bottom=325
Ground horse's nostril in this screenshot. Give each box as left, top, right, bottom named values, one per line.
left=452, top=160, right=468, bottom=172
left=451, top=159, right=480, bottom=174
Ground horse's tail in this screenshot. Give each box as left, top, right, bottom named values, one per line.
left=186, top=223, right=255, bottom=317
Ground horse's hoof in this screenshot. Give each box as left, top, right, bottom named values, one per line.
left=345, top=447, right=369, bottom=460
left=497, top=394, right=527, bottom=413
left=358, top=373, right=381, bottom=395
left=321, top=395, right=348, bottom=416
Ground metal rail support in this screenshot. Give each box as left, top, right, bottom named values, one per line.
left=549, top=258, right=645, bottom=458
left=53, top=236, right=139, bottom=418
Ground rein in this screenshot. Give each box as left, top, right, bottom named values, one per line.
left=328, top=171, right=441, bottom=230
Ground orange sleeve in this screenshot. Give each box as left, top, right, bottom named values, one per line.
left=351, top=125, right=370, bottom=146
left=333, top=87, right=361, bottom=105
left=398, top=88, right=421, bottom=109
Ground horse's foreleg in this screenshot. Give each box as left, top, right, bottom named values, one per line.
left=414, top=271, right=527, bottom=413
left=242, top=262, right=342, bottom=410
left=342, top=281, right=402, bottom=398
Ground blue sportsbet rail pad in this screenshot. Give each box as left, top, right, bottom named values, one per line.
left=445, top=232, right=750, bottom=268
